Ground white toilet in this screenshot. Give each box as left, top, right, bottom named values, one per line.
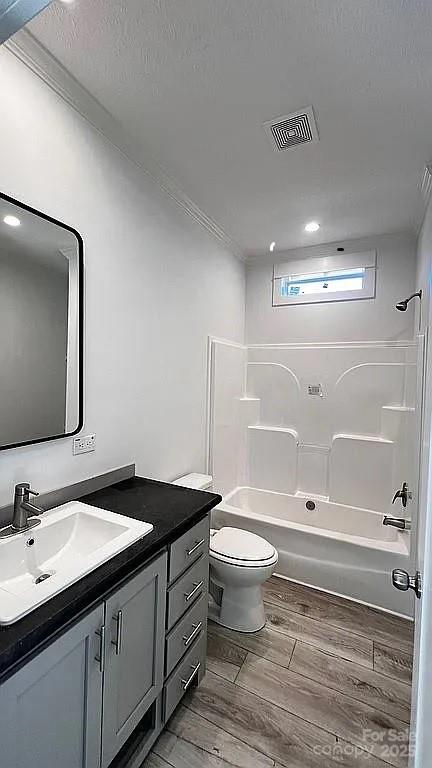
left=172, top=473, right=278, bottom=633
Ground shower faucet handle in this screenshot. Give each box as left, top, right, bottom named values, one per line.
left=392, top=482, right=412, bottom=508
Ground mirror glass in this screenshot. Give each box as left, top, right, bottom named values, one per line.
left=0, top=193, right=83, bottom=450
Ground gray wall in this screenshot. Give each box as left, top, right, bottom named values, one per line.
left=246, top=232, right=416, bottom=344
left=0, top=248, right=68, bottom=446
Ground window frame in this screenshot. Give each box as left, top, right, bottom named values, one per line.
left=272, top=250, right=377, bottom=307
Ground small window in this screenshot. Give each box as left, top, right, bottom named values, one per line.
left=273, top=252, right=376, bottom=306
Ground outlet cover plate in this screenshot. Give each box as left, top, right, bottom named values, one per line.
left=73, top=434, right=96, bottom=455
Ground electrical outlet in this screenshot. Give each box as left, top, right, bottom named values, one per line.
left=73, top=433, right=96, bottom=455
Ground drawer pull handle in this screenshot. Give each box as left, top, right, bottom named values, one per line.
left=95, top=625, right=106, bottom=673
left=184, top=580, right=204, bottom=602
left=183, top=621, right=202, bottom=647
left=111, top=610, right=123, bottom=655
left=181, top=662, right=201, bottom=691
left=187, top=538, right=205, bottom=557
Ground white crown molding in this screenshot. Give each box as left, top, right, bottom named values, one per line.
left=5, top=29, right=244, bottom=261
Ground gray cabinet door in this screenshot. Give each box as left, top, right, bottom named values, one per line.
left=0, top=604, right=104, bottom=768
left=102, top=552, right=167, bottom=768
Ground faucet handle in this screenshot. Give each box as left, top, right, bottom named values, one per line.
left=392, top=482, right=411, bottom=508
left=14, top=483, right=39, bottom=498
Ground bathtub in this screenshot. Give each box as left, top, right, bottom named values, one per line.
left=212, top=487, right=412, bottom=616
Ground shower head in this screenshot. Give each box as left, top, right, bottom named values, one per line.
left=396, top=299, right=409, bottom=312
left=395, top=290, right=422, bottom=312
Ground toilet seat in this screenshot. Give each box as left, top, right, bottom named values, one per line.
left=210, top=527, right=277, bottom=568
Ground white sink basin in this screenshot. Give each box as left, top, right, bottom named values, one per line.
left=0, top=501, right=153, bottom=624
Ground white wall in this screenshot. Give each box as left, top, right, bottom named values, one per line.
left=246, top=233, right=417, bottom=344
left=0, top=49, right=245, bottom=507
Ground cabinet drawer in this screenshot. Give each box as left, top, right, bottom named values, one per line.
left=163, top=632, right=206, bottom=723
left=165, top=594, right=207, bottom=677
left=167, top=554, right=209, bottom=630
left=169, top=515, right=210, bottom=584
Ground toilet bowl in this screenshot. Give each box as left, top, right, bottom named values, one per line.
left=172, top=474, right=278, bottom=633
left=208, top=526, right=278, bottom=632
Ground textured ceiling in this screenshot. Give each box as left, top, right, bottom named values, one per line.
left=28, top=0, right=432, bottom=256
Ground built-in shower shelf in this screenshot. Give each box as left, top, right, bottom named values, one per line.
left=249, top=424, right=299, bottom=439
left=380, top=404, right=415, bottom=441
left=332, top=433, right=394, bottom=444
left=248, top=424, right=298, bottom=493
left=239, top=397, right=261, bottom=428
left=382, top=406, right=415, bottom=413
left=329, top=433, right=394, bottom=512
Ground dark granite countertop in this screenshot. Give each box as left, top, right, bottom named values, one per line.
left=0, top=476, right=221, bottom=683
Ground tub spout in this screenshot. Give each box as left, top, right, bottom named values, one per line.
left=383, top=516, right=411, bottom=531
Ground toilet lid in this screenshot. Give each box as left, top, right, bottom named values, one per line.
left=210, top=527, right=276, bottom=563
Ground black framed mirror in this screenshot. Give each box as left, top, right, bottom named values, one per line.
left=0, top=192, right=83, bottom=450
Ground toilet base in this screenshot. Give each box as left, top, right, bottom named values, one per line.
left=208, top=584, right=266, bottom=633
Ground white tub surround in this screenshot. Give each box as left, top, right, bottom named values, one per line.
left=213, top=487, right=411, bottom=615
left=208, top=337, right=422, bottom=614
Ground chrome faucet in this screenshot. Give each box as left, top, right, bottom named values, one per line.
left=12, top=483, right=44, bottom=531
left=0, top=483, right=44, bottom=539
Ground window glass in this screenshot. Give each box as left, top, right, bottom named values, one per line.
left=280, top=268, right=365, bottom=298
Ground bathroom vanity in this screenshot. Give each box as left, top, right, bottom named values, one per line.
left=0, top=475, right=219, bottom=768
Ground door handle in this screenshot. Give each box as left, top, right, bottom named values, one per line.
left=187, top=539, right=205, bottom=557
left=95, top=625, right=106, bottom=672
left=184, top=581, right=204, bottom=602
left=111, top=610, right=123, bottom=655
left=181, top=662, right=201, bottom=691
left=392, top=569, right=422, bottom=599
left=183, top=621, right=202, bottom=647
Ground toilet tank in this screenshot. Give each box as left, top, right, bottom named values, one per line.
left=172, top=473, right=213, bottom=491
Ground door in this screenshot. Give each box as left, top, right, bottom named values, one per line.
left=101, top=552, right=167, bottom=768
left=410, top=319, right=432, bottom=765
left=0, top=604, right=104, bottom=768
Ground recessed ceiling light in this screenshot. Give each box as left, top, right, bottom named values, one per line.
left=3, top=215, right=20, bottom=227
left=304, top=221, right=320, bottom=233
left=269, top=241, right=276, bottom=252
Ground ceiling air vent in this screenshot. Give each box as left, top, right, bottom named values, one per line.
left=263, top=107, right=318, bottom=152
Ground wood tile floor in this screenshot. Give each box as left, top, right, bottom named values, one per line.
left=143, top=576, right=414, bottom=768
